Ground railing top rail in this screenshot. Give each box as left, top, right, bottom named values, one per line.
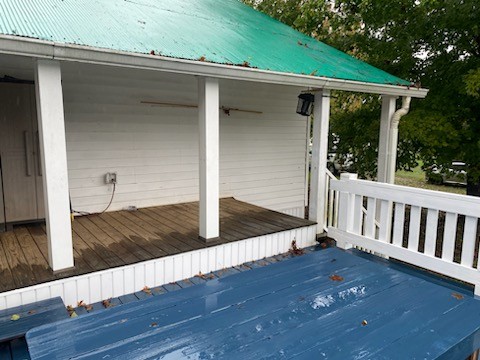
left=330, top=178, right=480, bottom=218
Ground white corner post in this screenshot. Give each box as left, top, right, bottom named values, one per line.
left=198, top=77, right=220, bottom=241
left=308, top=89, right=330, bottom=234
left=377, top=95, right=397, bottom=183
left=336, top=173, right=358, bottom=249
left=34, top=60, right=74, bottom=271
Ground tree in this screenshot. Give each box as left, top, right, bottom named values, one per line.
left=244, top=0, right=480, bottom=195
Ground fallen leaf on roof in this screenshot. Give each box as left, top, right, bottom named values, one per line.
left=70, top=312, right=78, bottom=318
left=196, top=272, right=215, bottom=280
left=198, top=56, right=206, bottom=62
left=85, top=304, right=93, bottom=311
left=102, top=299, right=113, bottom=308
left=362, top=320, right=368, bottom=326
left=77, top=300, right=85, bottom=307
left=151, top=322, right=158, bottom=327
left=150, top=50, right=155, bottom=55
left=28, top=310, right=36, bottom=315
left=452, top=292, right=464, bottom=300
left=289, top=240, right=305, bottom=256
left=142, top=286, right=152, bottom=295
left=10, top=314, right=20, bottom=321
left=329, top=274, right=344, bottom=282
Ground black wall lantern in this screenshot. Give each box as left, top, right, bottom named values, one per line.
left=296, top=93, right=315, bottom=116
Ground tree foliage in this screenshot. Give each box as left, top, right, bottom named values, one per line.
left=244, top=0, right=480, bottom=191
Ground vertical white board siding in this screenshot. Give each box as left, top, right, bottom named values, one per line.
left=0, top=225, right=316, bottom=310
left=60, top=64, right=307, bottom=216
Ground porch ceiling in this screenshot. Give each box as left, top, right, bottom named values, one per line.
left=0, top=198, right=314, bottom=293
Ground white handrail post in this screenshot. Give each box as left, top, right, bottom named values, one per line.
left=309, top=89, right=330, bottom=235
left=336, top=173, right=357, bottom=249
left=35, top=60, right=74, bottom=271
left=198, top=77, right=220, bottom=242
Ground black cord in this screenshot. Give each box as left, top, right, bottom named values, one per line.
left=72, top=183, right=116, bottom=216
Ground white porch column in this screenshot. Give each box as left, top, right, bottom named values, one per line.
left=35, top=60, right=74, bottom=271
left=377, top=95, right=397, bottom=183
left=198, top=77, right=220, bottom=241
left=308, top=89, right=330, bottom=234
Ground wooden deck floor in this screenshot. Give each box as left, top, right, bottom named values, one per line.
left=0, top=198, right=314, bottom=293
left=26, top=247, right=480, bottom=359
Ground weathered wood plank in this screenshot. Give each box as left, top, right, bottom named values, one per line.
left=0, top=233, right=16, bottom=292
left=0, top=231, right=35, bottom=288
left=1, top=199, right=314, bottom=293
left=71, top=221, right=125, bottom=268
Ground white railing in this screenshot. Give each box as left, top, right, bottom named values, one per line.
left=324, top=169, right=339, bottom=231
left=328, top=174, right=480, bottom=295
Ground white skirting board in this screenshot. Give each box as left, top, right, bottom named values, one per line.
left=0, top=225, right=316, bottom=310
left=280, top=206, right=305, bottom=218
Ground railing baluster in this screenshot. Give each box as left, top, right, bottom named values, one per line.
left=328, top=189, right=334, bottom=227
left=392, top=203, right=405, bottom=247
left=461, top=216, right=478, bottom=267
left=378, top=200, right=392, bottom=243
left=408, top=206, right=422, bottom=251
left=424, top=209, right=439, bottom=257
left=352, top=195, right=363, bottom=235
left=442, top=212, right=458, bottom=262
left=365, top=197, right=376, bottom=239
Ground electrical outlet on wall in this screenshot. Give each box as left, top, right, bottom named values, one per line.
left=105, top=172, right=117, bottom=184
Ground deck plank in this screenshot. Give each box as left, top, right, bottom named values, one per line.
left=0, top=199, right=314, bottom=293
left=0, top=231, right=35, bottom=288
left=103, top=211, right=184, bottom=255
left=0, top=232, right=16, bottom=291
left=72, top=220, right=125, bottom=268
left=12, top=228, right=51, bottom=284
left=89, top=213, right=164, bottom=259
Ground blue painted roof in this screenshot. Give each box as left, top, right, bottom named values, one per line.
left=0, top=0, right=410, bottom=86
left=26, top=247, right=480, bottom=359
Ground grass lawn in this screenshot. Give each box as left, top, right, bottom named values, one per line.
left=395, top=164, right=466, bottom=195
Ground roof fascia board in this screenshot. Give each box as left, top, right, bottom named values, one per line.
left=0, top=36, right=428, bottom=98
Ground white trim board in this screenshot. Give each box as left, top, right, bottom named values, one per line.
left=0, top=36, right=428, bottom=98
left=0, top=225, right=317, bottom=310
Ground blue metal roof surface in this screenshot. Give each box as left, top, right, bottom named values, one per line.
left=27, top=247, right=480, bottom=359
left=0, top=0, right=411, bottom=86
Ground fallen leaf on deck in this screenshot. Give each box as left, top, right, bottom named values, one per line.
left=10, top=314, right=20, bottom=321
left=452, top=292, right=464, bottom=300
left=329, top=274, right=344, bottom=282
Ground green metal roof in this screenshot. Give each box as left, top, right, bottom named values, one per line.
left=0, top=0, right=410, bottom=86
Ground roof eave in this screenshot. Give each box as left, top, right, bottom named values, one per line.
left=0, top=35, right=428, bottom=98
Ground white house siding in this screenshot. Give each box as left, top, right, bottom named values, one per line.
left=61, top=64, right=308, bottom=217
